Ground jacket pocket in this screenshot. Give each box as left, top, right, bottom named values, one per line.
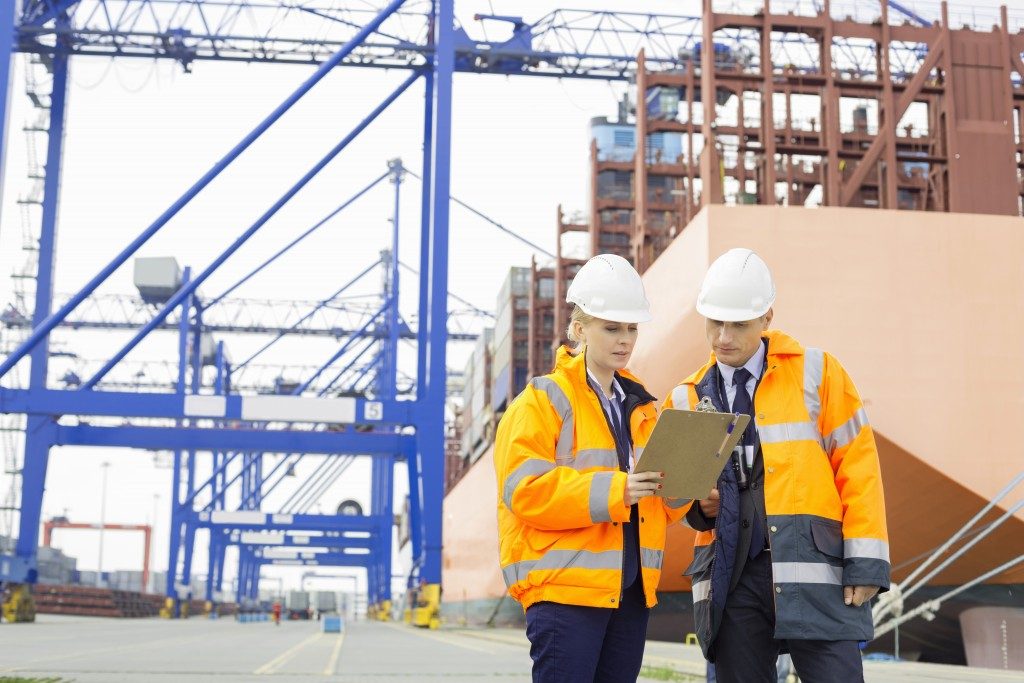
left=809, top=519, right=844, bottom=560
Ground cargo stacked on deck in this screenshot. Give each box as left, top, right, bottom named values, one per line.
left=553, top=208, right=588, bottom=357
left=445, top=416, right=465, bottom=493
left=589, top=116, right=636, bottom=265
left=527, top=260, right=556, bottom=380
left=490, top=268, right=531, bottom=416
left=459, top=327, right=494, bottom=466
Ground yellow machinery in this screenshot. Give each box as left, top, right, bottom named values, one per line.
left=412, top=583, right=440, bottom=629
left=1, top=584, right=36, bottom=622
left=159, top=596, right=191, bottom=619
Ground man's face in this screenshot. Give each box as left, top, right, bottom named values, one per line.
left=705, top=310, right=773, bottom=367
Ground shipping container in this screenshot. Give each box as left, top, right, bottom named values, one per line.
left=492, top=333, right=512, bottom=384
left=645, top=85, right=680, bottom=120
left=494, top=303, right=513, bottom=344
left=590, top=117, right=636, bottom=163
left=468, top=409, right=494, bottom=464
left=287, top=590, right=311, bottom=618
left=496, top=267, right=530, bottom=308
left=313, top=590, right=337, bottom=613
left=491, top=363, right=511, bottom=412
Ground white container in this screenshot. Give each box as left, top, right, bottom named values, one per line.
left=314, top=590, right=337, bottom=613
left=288, top=590, right=310, bottom=611
left=133, top=257, right=182, bottom=304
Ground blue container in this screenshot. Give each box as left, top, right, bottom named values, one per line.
left=322, top=615, right=344, bottom=633
left=590, top=117, right=636, bottom=163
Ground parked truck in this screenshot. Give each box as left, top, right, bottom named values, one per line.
left=286, top=590, right=311, bottom=619
left=313, top=591, right=337, bottom=618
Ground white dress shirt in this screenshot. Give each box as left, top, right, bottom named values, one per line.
left=716, top=342, right=765, bottom=470
left=586, top=369, right=634, bottom=470
left=716, top=342, right=766, bottom=409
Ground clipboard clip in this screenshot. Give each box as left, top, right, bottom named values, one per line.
left=695, top=396, right=716, bottom=413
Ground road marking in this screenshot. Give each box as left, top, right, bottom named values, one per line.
left=254, top=631, right=323, bottom=675
left=381, top=622, right=496, bottom=654
left=322, top=632, right=345, bottom=675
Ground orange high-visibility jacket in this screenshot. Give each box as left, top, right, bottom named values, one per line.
left=664, top=330, right=890, bottom=646
left=495, top=346, right=692, bottom=611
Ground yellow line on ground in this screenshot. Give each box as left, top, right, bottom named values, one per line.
left=380, top=622, right=497, bottom=654
left=322, top=632, right=345, bottom=676
left=254, top=631, right=324, bottom=675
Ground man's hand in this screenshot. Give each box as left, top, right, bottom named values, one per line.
left=697, top=488, right=720, bottom=518
left=843, top=585, right=880, bottom=607
left=625, top=471, right=664, bottom=506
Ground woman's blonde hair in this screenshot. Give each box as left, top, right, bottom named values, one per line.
left=566, top=305, right=595, bottom=352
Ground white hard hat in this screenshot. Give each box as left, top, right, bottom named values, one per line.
left=566, top=254, right=652, bottom=323
left=696, top=248, right=775, bottom=321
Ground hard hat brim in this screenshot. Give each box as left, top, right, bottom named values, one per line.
left=696, top=300, right=773, bottom=322
left=575, top=302, right=653, bottom=324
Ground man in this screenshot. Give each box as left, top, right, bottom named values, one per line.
left=664, top=248, right=889, bottom=683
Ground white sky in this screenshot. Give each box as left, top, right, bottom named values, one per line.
left=0, top=0, right=1021, bottom=597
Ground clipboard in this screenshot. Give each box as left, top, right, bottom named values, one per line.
left=634, top=409, right=750, bottom=500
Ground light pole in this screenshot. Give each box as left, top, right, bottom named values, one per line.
left=96, top=461, right=110, bottom=587
left=150, top=493, right=160, bottom=593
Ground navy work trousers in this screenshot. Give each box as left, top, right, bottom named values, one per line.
left=525, top=579, right=649, bottom=683
left=713, top=551, right=864, bottom=683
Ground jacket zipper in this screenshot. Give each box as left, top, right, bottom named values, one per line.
left=587, top=377, right=655, bottom=606
left=586, top=378, right=628, bottom=604
left=757, top=360, right=777, bottom=600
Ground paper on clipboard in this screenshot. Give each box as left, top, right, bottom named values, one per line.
left=634, top=409, right=750, bottom=500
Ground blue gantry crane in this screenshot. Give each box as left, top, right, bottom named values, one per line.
left=0, top=0, right=945, bottom=625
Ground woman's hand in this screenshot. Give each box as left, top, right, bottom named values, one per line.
left=624, top=471, right=664, bottom=506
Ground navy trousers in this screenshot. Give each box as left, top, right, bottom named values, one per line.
left=713, top=552, right=864, bottom=683
left=525, top=579, right=649, bottom=683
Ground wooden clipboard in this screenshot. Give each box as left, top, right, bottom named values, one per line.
left=634, top=408, right=750, bottom=500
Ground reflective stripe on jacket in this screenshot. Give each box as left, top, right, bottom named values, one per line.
left=664, top=330, right=890, bottom=650
left=495, top=345, right=693, bottom=611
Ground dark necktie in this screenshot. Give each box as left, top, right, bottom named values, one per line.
left=732, top=367, right=765, bottom=559
left=731, top=368, right=755, bottom=444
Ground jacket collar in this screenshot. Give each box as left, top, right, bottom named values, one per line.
left=682, top=329, right=805, bottom=386
left=554, top=345, right=655, bottom=405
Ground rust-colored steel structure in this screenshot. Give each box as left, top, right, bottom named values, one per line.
left=526, top=256, right=556, bottom=380
left=42, top=518, right=152, bottom=590
left=552, top=206, right=587, bottom=361
left=565, top=0, right=1024, bottom=287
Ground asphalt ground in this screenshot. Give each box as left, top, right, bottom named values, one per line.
left=0, top=614, right=1021, bottom=682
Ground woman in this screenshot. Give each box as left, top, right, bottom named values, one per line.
left=494, top=253, right=693, bottom=683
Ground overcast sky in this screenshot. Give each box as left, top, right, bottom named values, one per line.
left=1, top=0, right=1021, bottom=597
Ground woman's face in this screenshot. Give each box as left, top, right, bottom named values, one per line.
left=575, top=317, right=639, bottom=373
